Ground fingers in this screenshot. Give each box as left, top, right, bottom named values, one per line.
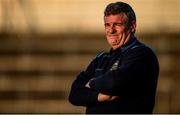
left=98, top=93, right=111, bottom=102
left=110, top=96, right=119, bottom=101
left=98, top=93, right=119, bottom=102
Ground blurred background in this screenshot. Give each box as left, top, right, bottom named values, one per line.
left=0, top=0, right=179, bottom=113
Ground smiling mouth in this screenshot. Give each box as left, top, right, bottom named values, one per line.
left=109, top=35, right=118, bottom=38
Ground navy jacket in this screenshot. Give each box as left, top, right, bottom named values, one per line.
left=68, top=37, right=159, bottom=114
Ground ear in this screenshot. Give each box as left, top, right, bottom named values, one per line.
left=130, top=21, right=136, bottom=33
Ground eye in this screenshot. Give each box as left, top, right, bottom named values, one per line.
left=115, top=23, right=125, bottom=27
left=104, top=23, right=110, bottom=28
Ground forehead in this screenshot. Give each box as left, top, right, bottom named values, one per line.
left=104, top=13, right=128, bottom=23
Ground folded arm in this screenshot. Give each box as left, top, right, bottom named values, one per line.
left=89, top=47, right=153, bottom=95
left=85, top=79, right=118, bottom=102
left=69, top=55, right=119, bottom=106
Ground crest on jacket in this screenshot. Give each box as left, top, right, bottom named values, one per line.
left=110, top=60, right=119, bottom=71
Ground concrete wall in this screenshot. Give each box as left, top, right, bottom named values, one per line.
left=0, top=0, right=180, bottom=34
left=0, top=0, right=179, bottom=113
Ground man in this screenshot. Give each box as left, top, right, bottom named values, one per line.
left=68, top=1, right=159, bottom=114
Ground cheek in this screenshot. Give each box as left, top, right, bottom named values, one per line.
left=123, top=26, right=131, bottom=33
left=116, top=27, right=126, bottom=33
left=105, top=30, right=111, bottom=37
left=105, top=28, right=110, bottom=34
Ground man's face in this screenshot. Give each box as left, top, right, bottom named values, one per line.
left=104, top=13, right=136, bottom=49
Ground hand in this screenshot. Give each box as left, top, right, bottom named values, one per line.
left=97, top=93, right=118, bottom=102
left=85, top=79, right=119, bottom=102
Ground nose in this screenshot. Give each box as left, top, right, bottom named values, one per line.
left=109, top=25, right=116, bottom=34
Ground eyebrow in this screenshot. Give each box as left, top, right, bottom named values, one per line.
left=104, top=22, right=126, bottom=26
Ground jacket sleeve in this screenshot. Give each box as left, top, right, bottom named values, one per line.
left=68, top=57, right=99, bottom=106
left=89, top=47, right=159, bottom=96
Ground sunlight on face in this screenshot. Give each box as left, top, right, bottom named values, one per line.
left=104, top=13, right=135, bottom=49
